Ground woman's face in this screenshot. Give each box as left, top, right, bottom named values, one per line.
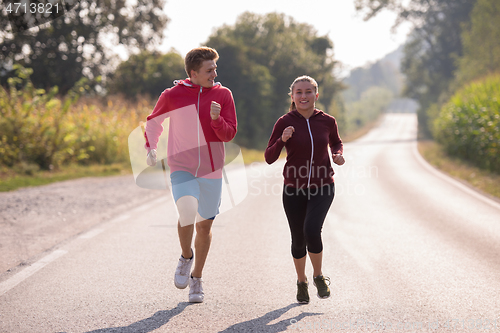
left=291, top=81, right=318, bottom=112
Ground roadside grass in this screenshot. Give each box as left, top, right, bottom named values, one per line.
left=0, top=117, right=381, bottom=192
left=9, top=115, right=499, bottom=200
left=0, top=163, right=131, bottom=192
left=239, top=147, right=266, bottom=165
left=239, top=147, right=286, bottom=164
left=340, top=116, right=382, bottom=143
left=418, top=140, right=500, bottom=199
left=0, top=149, right=269, bottom=192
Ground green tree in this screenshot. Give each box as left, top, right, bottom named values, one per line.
left=434, top=74, right=500, bottom=172
left=0, top=0, right=168, bottom=94
left=107, top=50, right=185, bottom=99
left=209, top=39, right=275, bottom=148
left=455, top=0, right=500, bottom=85
left=355, top=0, right=476, bottom=137
left=206, top=12, right=342, bottom=148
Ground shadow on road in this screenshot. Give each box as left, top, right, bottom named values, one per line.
left=218, top=303, right=322, bottom=332
left=55, top=302, right=320, bottom=333
left=79, top=302, right=192, bottom=333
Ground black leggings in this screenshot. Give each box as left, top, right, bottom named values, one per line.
left=282, top=183, right=335, bottom=259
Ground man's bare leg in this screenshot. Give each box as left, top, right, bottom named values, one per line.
left=191, top=219, right=213, bottom=278
left=176, top=195, right=198, bottom=259
left=177, top=222, right=194, bottom=259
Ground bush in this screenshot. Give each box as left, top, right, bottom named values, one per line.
left=0, top=65, right=152, bottom=170
left=433, top=74, right=500, bottom=173
left=65, top=97, right=151, bottom=165
left=0, top=65, right=76, bottom=169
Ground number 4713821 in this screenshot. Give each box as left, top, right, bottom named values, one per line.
left=5, top=2, right=60, bottom=15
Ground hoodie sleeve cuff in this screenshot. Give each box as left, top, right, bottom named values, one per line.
left=211, top=116, right=223, bottom=126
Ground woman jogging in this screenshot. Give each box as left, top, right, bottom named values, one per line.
left=265, top=75, right=344, bottom=304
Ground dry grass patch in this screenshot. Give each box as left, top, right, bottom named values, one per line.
left=418, top=140, right=500, bottom=199
left=0, top=163, right=131, bottom=192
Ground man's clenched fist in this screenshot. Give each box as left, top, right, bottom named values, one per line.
left=210, top=101, right=221, bottom=120
left=147, top=149, right=157, bottom=166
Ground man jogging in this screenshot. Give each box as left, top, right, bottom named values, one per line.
left=144, top=47, right=237, bottom=303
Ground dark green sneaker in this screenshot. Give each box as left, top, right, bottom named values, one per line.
left=296, top=281, right=309, bottom=304
left=313, top=275, right=331, bottom=299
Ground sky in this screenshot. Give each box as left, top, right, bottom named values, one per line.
left=157, top=0, right=413, bottom=76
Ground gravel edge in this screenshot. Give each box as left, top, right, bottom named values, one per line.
left=0, top=174, right=164, bottom=275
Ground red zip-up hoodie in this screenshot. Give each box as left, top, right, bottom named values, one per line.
left=265, top=109, right=343, bottom=189
left=144, top=79, right=237, bottom=179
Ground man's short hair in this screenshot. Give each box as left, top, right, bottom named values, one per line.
left=185, top=47, right=219, bottom=78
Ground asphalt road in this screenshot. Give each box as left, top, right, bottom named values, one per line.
left=1, top=113, right=500, bottom=332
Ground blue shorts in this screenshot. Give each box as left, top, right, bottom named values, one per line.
left=170, top=171, right=222, bottom=220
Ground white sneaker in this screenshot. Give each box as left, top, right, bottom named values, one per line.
left=174, top=251, right=193, bottom=289
left=189, top=276, right=204, bottom=303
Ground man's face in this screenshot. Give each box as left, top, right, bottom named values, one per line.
left=191, top=60, right=218, bottom=88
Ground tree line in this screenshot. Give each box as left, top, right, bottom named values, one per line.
left=341, top=46, right=418, bottom=134
left=1, top=8, right=344, bottom=150
left=108, top=12, right=344, bottom=149
left=0, top=0, right=169, bottom=94
left=356, top=0, right=500, bottom=172
left=2, top=0, right=498, bottom=171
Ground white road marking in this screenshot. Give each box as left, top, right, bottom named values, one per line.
left=108, top=214, right=130, bottom=223
left=79, top=228, right=104, bottom=239
left=0, top=199, right=167, bottom=297
left=0, top=250, right=68, bottom=296
left=0, top=198, right=170, bottom=298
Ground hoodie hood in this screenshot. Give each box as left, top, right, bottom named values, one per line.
left=289, top=109, right=322, bottom=119
left=173, top=78, right=221, bottom=89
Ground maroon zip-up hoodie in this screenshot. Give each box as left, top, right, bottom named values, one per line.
left=265, top=109, right=343, bottom=189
